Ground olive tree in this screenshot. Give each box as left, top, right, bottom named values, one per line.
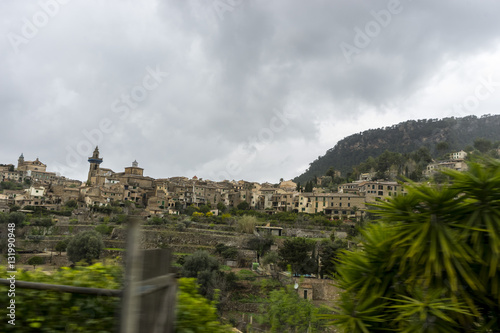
left=66, top=230, right=104, bottom=264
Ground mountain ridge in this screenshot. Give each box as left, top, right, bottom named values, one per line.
left=294, top=114, right=500, bottom=183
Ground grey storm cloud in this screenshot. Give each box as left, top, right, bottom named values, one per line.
left=1, top=0, right=500, bottom=182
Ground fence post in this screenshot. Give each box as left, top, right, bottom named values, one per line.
left=120, top=216, right=143, bottom=333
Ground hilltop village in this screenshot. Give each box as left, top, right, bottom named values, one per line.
left=1, top=146, right=470, bottom=219
left=1, top=145, right=497, bottom=332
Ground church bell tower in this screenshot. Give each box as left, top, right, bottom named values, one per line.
left=87, top=146, right=103, bottom=185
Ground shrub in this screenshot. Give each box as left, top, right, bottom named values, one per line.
left=236, top=215, right=259, bottom=234
left=95, top=223, right=113, bottom=236
left=65, top=200, right=78, bottom=209
left=214, top=243, right=239, bottom=260
left=31, top=217, right=54, bottom=227
left=111, top=214, right=127, bottom=224
left=147, top=216, right=165, bottom=225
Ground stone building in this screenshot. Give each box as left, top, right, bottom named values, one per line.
left=17, top=154, right=47, bottom=173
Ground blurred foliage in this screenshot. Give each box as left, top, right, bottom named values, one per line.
left=0, top=263, right=122, bottom=332
left=0, top=265, right=230, bottom=332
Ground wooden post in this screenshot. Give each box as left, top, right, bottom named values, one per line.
left=139, top=249, right=176, bottom=333
left=120, top=216, right=143, bottom=333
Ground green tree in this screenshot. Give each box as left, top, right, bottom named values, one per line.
left=262, top=251, right=279, bottom=266
left=27, top=256, right=44, bottom=269
left=216, top=202, right=226, bottom=212
left=199, top=205, right=211, bottom=214
left=7, top=212, right=26, bottom=227
left=436, top=141, right=449, bottom=153
left=330, top=160, right=500, bottom=332
left=278, top=238, right=316, bottom=275
left=246, top=235, right=274, bottom=263
left=55, top=239, right=69, bottom=255
left=319, top=239, right=347, bottom=278
left=236, top=201, right=249, bottom=210
left=182, top=251, right=220, bottom=299
left=66, top=230, right=104, bottom=264
left=184, top=205, right=199, bottom=216
left=473, top=137, right=492, bottom=153
left=262, top=285, right=327, bottom=332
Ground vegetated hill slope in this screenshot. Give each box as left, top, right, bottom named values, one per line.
left=294, top=114, right=500, bottom=183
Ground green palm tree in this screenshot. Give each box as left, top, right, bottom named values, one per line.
left=330, top=159, right=500, bottom=332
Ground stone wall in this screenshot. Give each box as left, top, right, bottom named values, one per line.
left=309, top=278, right=342, bottom=301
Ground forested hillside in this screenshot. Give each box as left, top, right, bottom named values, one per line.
left=294, top=114, right=500, bottom=183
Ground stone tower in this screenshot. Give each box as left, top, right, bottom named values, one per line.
left=124, top=160, right=144, bottom=176
left=87, top=146, right=103, bottom=185
left=18, top=153, right=24, bottom=169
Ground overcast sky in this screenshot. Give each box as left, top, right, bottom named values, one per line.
left=1, top=0, right=500, bottom=183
